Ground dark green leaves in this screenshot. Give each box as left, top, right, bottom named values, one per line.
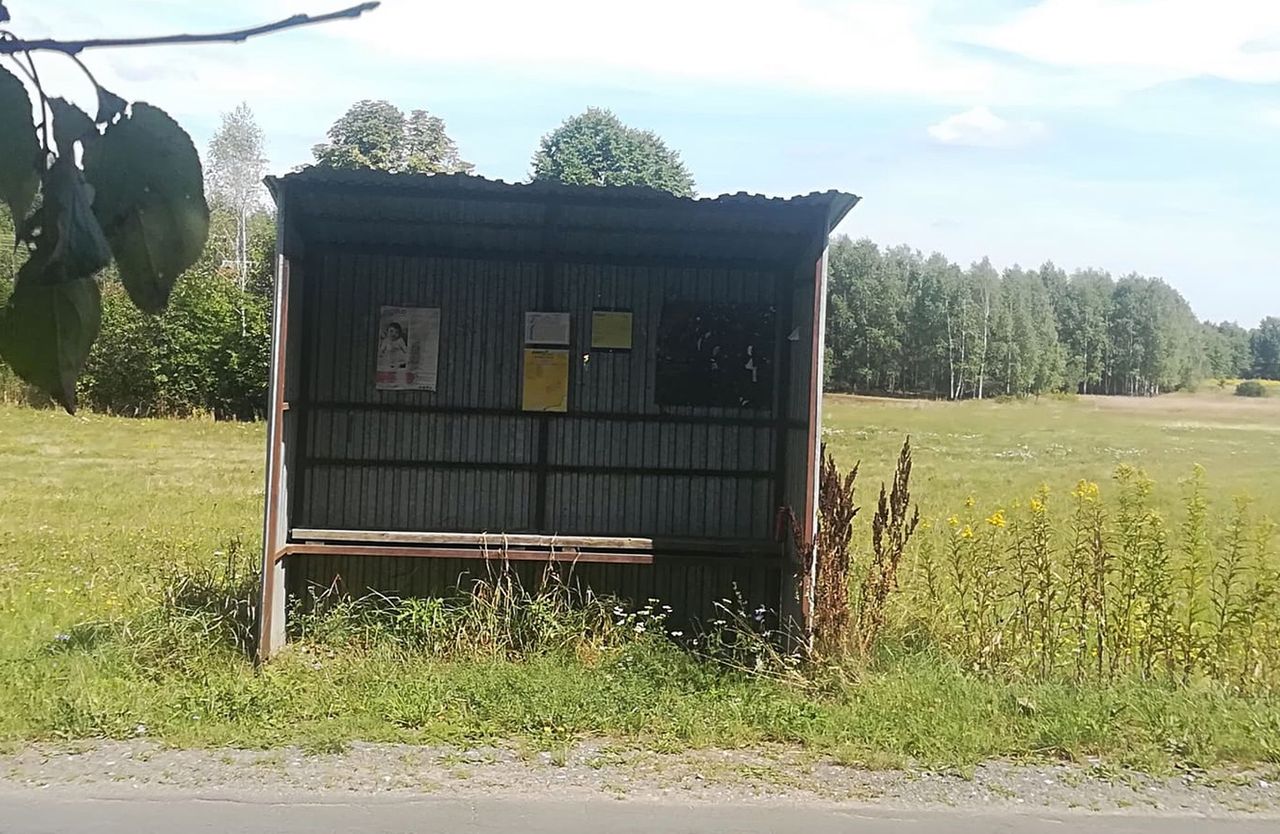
left=0, top=65, right=40, bottom=224
left=37, top=157, right=113, bottom=278
left=0, top=273, right=102, bottom=412
left=85, top=103, right=209, bottom=313
left=49, top=97, right=97, bottom=154
left=0, top=80, right=110, bottom=411
left=530, top=107, right=696, bottom=198
left=94, top=86, right=128, bottom=125
left=0, top=93, right=208, bottom=411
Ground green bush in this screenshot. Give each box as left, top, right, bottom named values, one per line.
left=81, top=271, right=271, bottom=419
left=1235, top=380, right=1268, bottom=398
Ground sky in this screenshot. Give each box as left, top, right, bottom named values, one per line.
left=7, top=0, right=1279, bottom=325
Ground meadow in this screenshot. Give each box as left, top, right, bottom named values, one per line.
left=822, top=388, right=1280, bottom=526
left=1, top=391, right=1278, bottom=768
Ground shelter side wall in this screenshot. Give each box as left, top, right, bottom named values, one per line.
left=778, top=251, right=826, bottom=632
left=258, top=242, right=307, bottom=658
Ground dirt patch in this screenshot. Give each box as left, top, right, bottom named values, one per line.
left=3, top=741, right=1278, bottom=816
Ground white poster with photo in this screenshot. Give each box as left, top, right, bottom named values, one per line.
left=376, top=306, right=440, bottom=391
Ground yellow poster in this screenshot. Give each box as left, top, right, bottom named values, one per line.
left=522, top=349, right=569, bottom=412
left=591, top=310, right=633, bottom=350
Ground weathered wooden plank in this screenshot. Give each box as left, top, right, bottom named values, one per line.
left=280, top=543, right=655, bottom=565
left=290, top=527, right=779, bottom=554
left=294, top=527, right=654, bottom=548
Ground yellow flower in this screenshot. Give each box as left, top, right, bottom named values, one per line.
left=986, top=510, right=1006, bottom=528
left=947, top=515, right=960, bottom=527
left=960, top=524, right=975, bottom=539
left=1071, top=480, right=1100, bottom=501
left=1029, top=497, right=1045, bottom=514
left=965, top=496, right=976, bottom=509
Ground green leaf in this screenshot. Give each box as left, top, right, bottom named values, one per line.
left=23, top=157, right=113, bottom=280
left=0, top=66, right=41, bottom=224
left=95, top=86, right=128, bottom=125
left=84, top=102, right=209, bottom=313
left=0, top=272, right=102, bottom=413
left=49, top=97, right=97, bottom=154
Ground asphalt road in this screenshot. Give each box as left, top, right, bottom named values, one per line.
left=1, top=791, right=1276, bottom=834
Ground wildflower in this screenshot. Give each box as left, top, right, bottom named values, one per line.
left=960, top=525, right=974, bottom=539
left=946, top=515, right=960, bottom=527
left=1029, top=497, right=1045, bottom=514
left=669, top=630, right=684, bottom=638
left=54, top=632, right=70, bottom=643
left=986, top=510, right=1006, bottom=528
left=965, top=496, right=976, bottom=509
left=1071, top=480, right=1100, bottom=501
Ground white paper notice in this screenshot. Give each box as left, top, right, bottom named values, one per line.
left=376, top=306, right=440, bottom=391
left=524, top=311, right=571, bottom=345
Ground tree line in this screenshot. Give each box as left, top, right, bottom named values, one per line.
left=824, top=238, right=1279, bottom=398
left=0, top=100, right=695, bottom=416
left=3, top=98, right=1275, bottom=417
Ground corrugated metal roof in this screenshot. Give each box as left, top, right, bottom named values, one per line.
left=268, top=167, right=859, bottom=268
left=268, top=167, right=857, bottom=226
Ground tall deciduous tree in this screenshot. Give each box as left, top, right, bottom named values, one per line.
left=205, top=103, right=267, bottom=290
left=1252, top=316, right=1280, bottom=380
left=1201, top=321, right=1252, bottom=380
left=1055, top=269, right=1112, bottom=394
left=312, top=100, right=472, bottom=175
left=531, top=108, right=695, bottom=197
left=405, top=109, right=473, bottom=175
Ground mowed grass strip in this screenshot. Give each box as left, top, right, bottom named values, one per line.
left=1, top=397, right=1278, bottom=769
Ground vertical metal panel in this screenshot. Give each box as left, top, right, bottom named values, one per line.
left=283, top=202, right=817, bottom=632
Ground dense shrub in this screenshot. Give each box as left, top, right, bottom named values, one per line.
left=1235, top=380, right=1268, bottom=398
left=81, top=271, right=271, bottom=419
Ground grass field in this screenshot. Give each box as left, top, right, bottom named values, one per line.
left=823, top=389, right=1280, bottom=525
left=1, top=393, right=1279, bottom=769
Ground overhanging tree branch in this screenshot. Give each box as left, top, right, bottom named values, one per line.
left=0, top=2, right=379, bottom=55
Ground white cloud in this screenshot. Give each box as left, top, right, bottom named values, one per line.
left=1264, top=109, right=1280, bottom=129
left=964, top=0, right=1280, bottom=86
left=927, top=107, right=1046, bottom=148
left=327, top=0, right=995, bottom=101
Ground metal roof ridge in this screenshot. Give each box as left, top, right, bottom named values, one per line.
left=265, top=168, right=859, bottom=212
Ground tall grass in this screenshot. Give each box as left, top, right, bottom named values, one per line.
left=290, top=566, right=658, bottom=663
left=5, top=401, right=1280, bottom=766
left=901, top=464, right=1280, bottom=692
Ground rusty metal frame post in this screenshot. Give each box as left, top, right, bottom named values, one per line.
left=257, top=201, right=293, bottom=661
